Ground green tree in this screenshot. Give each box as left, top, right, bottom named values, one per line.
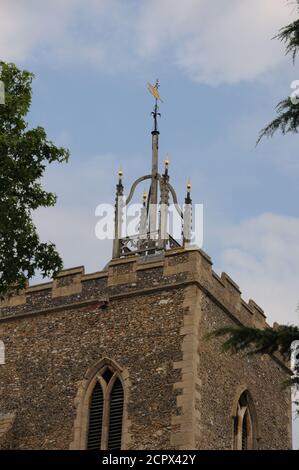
left=208, top=325, right=299, bottom=404
left=0, top=62, right=69, bottom=298
left=213, top=3, right=299, bottom=403
left=258, top=2, right=299, bottom=142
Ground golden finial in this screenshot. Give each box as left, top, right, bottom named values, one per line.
left=164, top=159, right=169, bottom=169
left=187, top=177, right=191, bottom=192
left=143, top=190, right=147, bottom=201
left=118, top=167, right=123, bottom=178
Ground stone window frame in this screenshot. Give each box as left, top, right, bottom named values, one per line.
left=232, top=386, right=259, bottom=450
left=70, top=358, right=131, bottom=450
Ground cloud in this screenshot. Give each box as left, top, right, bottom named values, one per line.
left=33, top=206, right=112, bottom=277
left=214, top=212, right=299, bottom=446
left=137, top=0, right=298, bottom=84
left=0, top=0, right=297, bottom=84
left=214, top=213, right=299, bottom=325
left=31, top=148, right=145, bottom=278
left=30, top=150, right=116, bottom=279
left=0, top=0, right=115, bottom=66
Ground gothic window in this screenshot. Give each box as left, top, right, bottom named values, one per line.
left=87, top=366, right=124, bottom=450
left=107, top=378, right=124, bottom=449
left=234, top=390, right=254, bottom=450
left=87, top=382, right=104, bottom=450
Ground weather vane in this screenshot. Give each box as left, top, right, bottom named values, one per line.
left=147, top=79, right=163, bottom=103
left=147, top=79, right=163, bottom=132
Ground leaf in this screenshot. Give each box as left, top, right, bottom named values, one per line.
left=0, top=62, right=69, bottom=296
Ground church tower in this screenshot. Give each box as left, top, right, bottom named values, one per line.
left=0, top=83, right=292, bottom=450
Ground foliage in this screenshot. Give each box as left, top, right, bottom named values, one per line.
left=258, top=98, right=299, bottom=142
left=208, top=324, right=299, bottom=403
left=258, top=4, right=299, bottom=142
left=0, top=62, right=69, bottom=297
left=216, top=3, right=299, bottom=409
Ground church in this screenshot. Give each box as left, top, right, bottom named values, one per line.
left=0, top=82, right=292, bottom=450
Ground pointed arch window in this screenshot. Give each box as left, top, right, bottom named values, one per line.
left=87, top=366, right=124, bottom=450
left=87, top=382, right=104, bottom=450
left=234, top=390, right=254, bottom=450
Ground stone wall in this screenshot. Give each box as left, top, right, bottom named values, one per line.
left=196, top=294, right=292, bottom=449
left=0, top=289, right=187, bottom=449
left=0, top=247, right=292, bottom=449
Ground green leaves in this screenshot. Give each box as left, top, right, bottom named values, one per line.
left=208, top=324, right=299, bottom=358
left=257, top=97, right=299, bottom=143
left=0, top=62, right=33, bottom=133
left=275, top=18, right=299, bottom=63
left=0, top=62, right=69, bottom=298
left=212, top=6, right=299, bottom=411
left=208, top=324, right=299, bottom=408
left=258, top=9, right=299, bottom=143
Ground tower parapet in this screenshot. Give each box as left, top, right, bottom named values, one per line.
left=0, top=247, right=269, bottom=332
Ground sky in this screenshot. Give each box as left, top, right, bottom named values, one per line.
left=1, top=0, right=299, bottom=447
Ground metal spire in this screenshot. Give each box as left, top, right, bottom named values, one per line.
left=112, top=80, right=193, bottom=258
left=148, top=79, right=162, bottom=133
left=112, top=168, right=124, bottom=258
left=147, top=79, right=163, bottom=237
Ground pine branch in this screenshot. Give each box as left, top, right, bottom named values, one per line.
left=275, top=18, right=299, bottom=63
left=257, top=98, right=299, bottom=143
left=258, top=8, right=299, bottom=142
left=283, top=376, right=299, bottom=388
left=207, top=324, right=299, bottom=358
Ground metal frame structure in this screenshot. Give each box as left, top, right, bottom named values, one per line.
left=112, top=81, right=192, bottom=258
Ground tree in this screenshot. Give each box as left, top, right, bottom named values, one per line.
left=208, top=325, right=299, bottom=405
left=212, top=3, right=299, bottom=405
left=0, top=62, right=69, bottom=298
left=258, top=2, right=299, bottom=142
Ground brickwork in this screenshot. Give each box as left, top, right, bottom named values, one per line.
left=0, top=247, right=292, bottom=449
left=197, top=295, right=291, bottom=449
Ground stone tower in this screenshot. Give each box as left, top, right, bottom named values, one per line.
left=0, top=83, right=292, bottom=450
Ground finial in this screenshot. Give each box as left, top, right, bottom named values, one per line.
left=163, top=157, right=169, bottom=177
left=116, top=167, right=124, bottom=194
left=185, top=177, right=192, bottom=205
left=143, top=190, right=147, bottom=202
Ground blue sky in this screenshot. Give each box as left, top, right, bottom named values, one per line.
left=1, top=0, right=299, bottom=445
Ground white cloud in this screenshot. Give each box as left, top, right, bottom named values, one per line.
left=30, top=150, right=115, bottom=278
left=33, top=206, right=112, bottom=276
left=135, top=0, right=298, bottom=84
left=214, top=212, right=299, bottom=447
left=0, top=0, right=74, bottom=61
left=0, top=0, right=297, bottom=84
left=31, top=149, right=145, bottom=277
left=0, top=0, right=113, bottom=66
left=215, top=213, right=299, bottom=325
